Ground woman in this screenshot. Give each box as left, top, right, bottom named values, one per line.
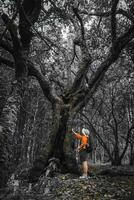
left=72, top=128, right=90, bottom=178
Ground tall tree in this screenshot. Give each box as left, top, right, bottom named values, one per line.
left=0, top=0, right=42, bottom=187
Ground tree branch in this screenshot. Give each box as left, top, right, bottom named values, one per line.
left=67, top=41, right=91, bottom=102
left=80, top=9, right=134, bottom=24
left=66, top=6, right=91, bottom=102
left=1, top=13, right=21, bottom=52
left=15, top=0, right=42, bottom=50
left=28, top=61, right=62, bottom=105
left=0, top=53, right=62, bottom=105
left=16, top=0, right=59, bottom=52
left=111, top=0, right=119, bottom=45
left=72, top=6, right=85, bottom=40
left=0, top=9, right=18, bottom=42
left=120, top=126, right=134, bottom=161
left=73, top=23, right=134, bottom=113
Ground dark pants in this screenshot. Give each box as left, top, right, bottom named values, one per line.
left=79, top=149, right=88, bottom=163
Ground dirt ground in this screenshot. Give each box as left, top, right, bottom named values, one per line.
left=0, top=165, right=134, bottom=200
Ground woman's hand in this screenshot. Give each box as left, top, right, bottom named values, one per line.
left=72, top=128, right=76, bottom=134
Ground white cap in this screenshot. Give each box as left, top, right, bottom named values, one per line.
left=82, top=128, right=90, bottom=136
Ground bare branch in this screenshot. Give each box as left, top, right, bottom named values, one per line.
left=67, top=6, right=91, bottom=99
left=15, top=0, right=42, bottom=49
left=16, top=1, right=60, bottom=52
left=80, top=9, right=134, bottom=24
left=28, top=61, right=63, bottom=105
left=120, top=126, right=134, bottom=160
left=1, top=13, right=21, bottom=52
left=41, top=6, right=54, bottom=21
left=111, top=0, right=119, bottom=45
left=72, top=6, right=85, bottom=40
left=68, top=41, right=91, bottom=97
left=0, top=10, right=18, bottom=43
left=73, top=23, right=134, bottom=113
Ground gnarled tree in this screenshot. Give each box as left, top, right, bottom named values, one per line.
left=0, top=0, right=134, bottom=185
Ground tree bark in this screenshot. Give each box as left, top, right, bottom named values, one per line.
left=0, top=0, right=42, bottom=186
left=49, top=105, right=69, bottom=162
left=0, top=80, right=26, bottom=187
left=29, top=103, right=70, bottom=179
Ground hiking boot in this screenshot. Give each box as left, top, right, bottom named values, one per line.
left=79, top=174, right=88, bottom=179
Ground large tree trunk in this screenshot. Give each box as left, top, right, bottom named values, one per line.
left=28, top=103, right=70, bottom=180
left=0, top=79, right=26, bottom=187
left=49, top=105, right=69, bottom=162
left=112, top=137, right=121, bottom=166
left=0, top=0, right=42, bottom=186
left=111, top=158, right=122, bottom=166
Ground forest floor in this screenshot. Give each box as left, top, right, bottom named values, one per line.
left=0, top=165, right=134, bottom=200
